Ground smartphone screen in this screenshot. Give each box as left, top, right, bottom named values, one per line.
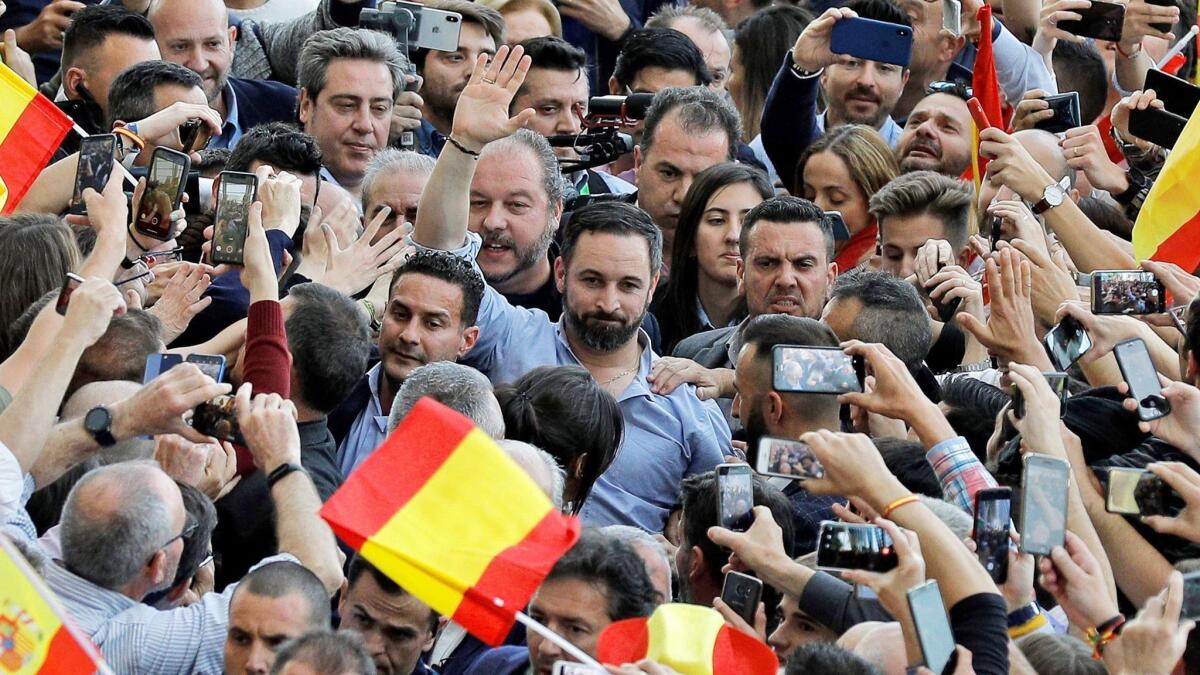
left=211, top=172, right=258, bottom=265
left=191, top=394, right=243, bottom=445
left=55, top=273, right=85, bottom=316
left=908, top=580, right=955, bottom=674
left=1019, top=454, right=1070, bottom=555
left=144, top=353, right=184, bottom=383
left=185, top=354, right=226, bottom=382
left=1043, top=316, right=1093, bottom=371
left=772, top=346, right=864, bottom=394
left=70, top=134, right=117, bottom=215
left=1058, top=0, right=1125, bottom=40
left=825, top=211, right=851, bottom=241
left=134, top=148, right=190, bottom=241
left=816, top=521, right=899, bottom=572
left=717, top=463, right=754, bottom=532
left=720, top=571, right=763, bottom=625
left=1114, top=338, right=1170, bottom=421
left=974, top=488, right=1011, bottom=584
left=756, top=437, right=824, bottom=480
left=1182, top=571, right=1200, bottom=620
left=1092, top=271, right=1165, bottom=315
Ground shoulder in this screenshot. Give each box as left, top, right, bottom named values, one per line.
left=673, top=325, right=737, bottom=358
left=228, top=76, right=299, bottom=98
left=462, top=646, right=528, bottom=675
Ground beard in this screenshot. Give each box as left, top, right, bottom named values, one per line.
left=740, top=399, right=769, bottom=452
left=479, top=219, right=555, bottom=286
left=832, top=86, right=887, bottom=129
left=562, top=285, right=647, bottom=352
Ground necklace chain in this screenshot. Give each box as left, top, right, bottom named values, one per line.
left=598, top=365, right=638, bottom=386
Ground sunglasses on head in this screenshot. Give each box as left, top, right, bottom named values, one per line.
left=926, top=81, right=973, bottom=100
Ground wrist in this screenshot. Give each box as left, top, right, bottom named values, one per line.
left=259, top=451, right=301, bottom=476
left=909, top=403, right=956, bottom=446
left=603, top=15, right=631, bottom=41
left=864, top=479, right=912, bottom=514
left=107, top=399, right=140, bottom=441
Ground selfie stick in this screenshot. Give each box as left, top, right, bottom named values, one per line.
left=72, top=122, right=139, bottom=189
left=514, top=611, right=607, bottom=670
left=1158, top=25, right=1199, bottom=69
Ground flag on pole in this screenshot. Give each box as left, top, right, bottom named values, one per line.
left=0, top=534, right=106, bottom=674
left=0, top=62, right=72, bottom=214
left=1133, top=101, right=1200, bottom=272
left=596, top=604, right=778, bottom=675
left=320, top=398, right=581, bottom=646
left=966, top=4, right=1005, bottom=192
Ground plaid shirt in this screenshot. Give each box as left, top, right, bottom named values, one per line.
left=926, top=436, right=998, bottom=513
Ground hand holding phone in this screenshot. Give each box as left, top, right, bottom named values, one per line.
left=1019, top=454, right=1070, bottom=555
left=1033, top=92, right=1082, bottom=134
left=1043, top=315, right=1093, bottom=371
left=816, top=521, right=899, bottom=572
left=974, top=488, right=1012, bottom=583
left=1012, top=372, right=1068, bottom=419
left=908, top=580, right=956, bottom=674
left=135, top=148, right=191, bottom=241
left=720, top=571, right=763, bottom=626
left=717, top=463, right=754, bottom=532
left=829, top=16, right=914, bottom=67
left=1091, top=270, right=1166, bottom=315
left=1058, top=0, right=1125, bottom=40
left=756, top=437, right=824, bottom=480
left=211, top=171, right=259, bottom=265
left=773, top=345, right=864, bottom=394
left=192, top=394, right=244, bottom=445
left=70, top=134, right=117, bottom=215
left=1105, top=467, right=1181, bottom=516
left=968, top=97, right=992, bottom=130
left=1114, top=338, right=1171, bottom=421
left=55, top=273, right=86, bottom=316
left=144, top=353, right=184, bottom=383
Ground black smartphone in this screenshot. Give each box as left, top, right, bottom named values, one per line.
left=55, top=273, right=85, bottom=316
left=908, top=580, right=956, bottom=674
left=1058, top=0, right=1125, bottom=40
left=717, top=463, right=754, bottom=532
left=1091, top=270, right=1166, bottom=315
left=1183, top=571, right=1200, bottom=620
left=755, top=436, right=824, bottom=480
left=191, top=395, right=244, bottom=445
left=973, top=487, right=1012, bottom=584
left=720, top=571, right=763, bottom=625
left=816, top=521, right=899, bottom=572
left=210, top=171, right=258, bottom=265
left=185, top=354, right=226, bottom=382
left=178, top=118, right=212, bottom=154
left=1128, top=106, right=1188, bottom=149
left=69, top=134, right=117, bottom=215
left=931, top=261, right=963, bottom=323
left=1105, top=467, right=1181, bottom=516
left=1114, top=338, right=1171, bottom=421
left=1145, top=0, right=1179, bottom=35
left=989, top=214, right=1003, bottom=250
left=1043, top=315, right=1093, bottom=371
left=772, top=345, right=865, bottom=394
left=1033, top=92, right=1082, bottom=134
left=134, top=147, right=191, bottom=241
left=825, top=211, right=851, bottom=241
left=1012, top=372, right=1069, bottom=419
left=1019, top=453, right=1071, bottom=555
left=143, top=353, right=184, bottom=383
left=1145, top=68, right=1200, bottom=118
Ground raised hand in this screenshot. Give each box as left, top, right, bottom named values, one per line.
left=63, top=278, right=126, bottom=348
left=1111, top=90, right=1165, bottom=153
left=1142, top=462, right=1200, bottom=542
left=979, top=127, right=1058, bottom=204
left=234, top=383, right=301, bottom=474
left=147, top=262, right=213, bottom=343
left=957, top=248, right=1050, bottom=368
left=13, top=0, right=83, bottom=52
left=255, top=166, right=303, bottom=236
left=791, top=7, right=857, bottom=71
left=1102, top=572, right=1195, bottom=675
left=316, top=206, right=413, bottom=296
left=1061, top=126, right=1129, bottom=194
left=1038, top=530, right=1119, bottom=630
left=450, top=45, right=535, bottom=151
left=112, top=363, right=232, bottom=442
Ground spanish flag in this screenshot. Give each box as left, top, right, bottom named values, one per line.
left=0, top=62, right=72, bottom=214
left=596, top=604, right=778, bottom=675
left=0, top=534, right=106, bottom=673
left=320, top=398, right=581, bottom=646
left=964, top=5, right=1007, bottom=193
left=1133, top=100, right=1200, bottom=273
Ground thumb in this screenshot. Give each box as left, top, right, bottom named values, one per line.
left=956, top=311, right=991, bottom=344
left=321, top=223, right=338, bottom=268
left=509, top=108, right=535, bottom=131
left=124, top=288, right=143, bottom=309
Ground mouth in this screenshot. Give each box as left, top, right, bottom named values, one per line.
left=768, top=296, right=802, bottom=311
left=345, top=142, right=374, bottom=155
left=720, top=253, right=741, bottom=264
left=481, top=241, right=512, bottom=257
left=905, top=144, right=938, bottom=160
left=388, top=350, right=423, bottom=365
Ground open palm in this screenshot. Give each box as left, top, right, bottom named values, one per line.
left=451, top=45, right=536, bottom=150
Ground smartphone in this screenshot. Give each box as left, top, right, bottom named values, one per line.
left=756, top=436, right=824, bottom=480
left=1114, top=338, right=1171, bottom=421
left=178, top=119, right=211, bottom=154
left=191, top=395, right=244, bottom=445
left=1183, top=571, right=1200, bottom=620
left=551, top=662, right=603, bottom=675
left=69, top=134, right=117, bottom=215
left=210, top=171, right=258, bottom=265
left=1019, top=453, right=1071, bottom=555
left=1012, top=372, right=1068, bottom=419
left=908, top=580, right=956, bottom=675
left=143, top=353, right=183, bottom=383
left=815, top=521, right=899, bottom=572
left=1058, top=0, right=1125, bottom=40
left=830, top=17, right=914, bottom=68
left=134, top=147, right=191, bottom=241
left=55, top=273, right=85, bottom=316
left=942, top=0, right=962, bottom=37
left=1128, top=106, right=1188, bottom=149
left=1043, top=315, right=1093, bottom=371
left=1033, top=92, right=1082, bottom=134
left=360, top=1, right=464, bottom=53
left=1105, top=467, right=1181, bottom=516
left=1144, top=68, right=1200, bottom=118
left=1170, top=305, right=1188, bottom=334
left=185, top=354, right=226, bottom=382
left=772, top=345, right=865, bottom=394
left=973, top=487, right=1012, bottom=584
left=825, top=211, right=851, bottom=241
left=717, top=463, right=754, bottom=532
left=989, top=214, right=1003, bottom=250
left=931, top=261, right=963, bottom=323
left=721, top=571, right=763, bottom=626
left=1144, top=0, right=1178, bottom=35
left=968, top=97, right=992, bottom=130
left=1091, top=270, right=1166, bottom=315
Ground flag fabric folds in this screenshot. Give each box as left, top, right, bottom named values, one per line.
left=1133, top=101, right=1200, bottom=273
left=596, top=604, right=778, bottom=675
left=967, top=4, right=1004, bottom=191
left=320, top=398, right=581, bottom=646
left=0, top=534, right=105, bottom=674
left=0, top=62, right=72, bottom=214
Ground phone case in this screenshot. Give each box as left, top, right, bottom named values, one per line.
left=135, top=148, right=191, bottom=241
left=1019, top=454, right=1070, bottom=555
left=1128, top=106, right=1187, bottom=149
left=1144, top=68, right=1200, bottom=118
left=721, top=572, right=763, bottom=625
left=1114, top=338, right=1171, bottom=421
left=1033, top=93, right=1081, bottom=134
left=830, top=17, right=914, bottom=68
left=1057, top=1, right=1125, bottom=41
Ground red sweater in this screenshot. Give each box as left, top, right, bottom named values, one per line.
left=235, top=300, right=292, bottom=475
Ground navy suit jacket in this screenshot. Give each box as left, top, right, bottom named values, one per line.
left=227, top=77, right=299, bottom=133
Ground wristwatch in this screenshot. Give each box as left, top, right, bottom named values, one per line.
left=84, top=406, right=117, bottom=447
left=1031, top=182, right=1067, bottom=215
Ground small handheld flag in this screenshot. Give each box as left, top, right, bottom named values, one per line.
left=1133, top=100, right=1200, bottom=273
left=0, top=61, right=72, bottom=214
left=596, top=603, right=778, bottom=675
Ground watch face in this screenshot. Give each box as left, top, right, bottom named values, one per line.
left=85, top=406, right=111, bottom=433
left=1046, top=186, right=1066, bottom=206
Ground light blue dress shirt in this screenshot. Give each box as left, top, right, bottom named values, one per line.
left=815, top=111, right=903, bottom=149
left=209, top=82, right=242, bottom=150
left=422, top=232, right=732, bottom=531
left=335, top=362, right=391, bottom=478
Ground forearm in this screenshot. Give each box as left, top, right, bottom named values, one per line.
left=1115, top=50, right=1153, bottom=95
left=1045, top=202, right=1137, bottom=272
left=0, top=305, right=62, bottom=396
left=993, top=22, right=1059, bottom=101
left=15, top=153, right=77, bottom=215
left=271, top=471, right=345, bottom=595
left=760, top=59, right=822, bottom=191
left=0, top=334, right=88, bottom=472
left=909, top=403, right=959, bottom=449
left=1064, top=440, right=1120, bottom=604
left=997, top=1, right=1040, bottom=48
left=1077, top=353, right=1124, bottom=388
left=414, top=145, right=478, bottom=250
left=29, top=420, right=96, bottom=488
left=884, top=495, right=1000, bottom=606
left=78, top=230, right=129, bottom=282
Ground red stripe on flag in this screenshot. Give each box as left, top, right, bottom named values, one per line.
left=1151, top=208, right=1200, bottom=274
left=596, top=618, right=651, bottom=665
left=452, top=509, right=583, bottom=645
left=42, top=624, right=101, bottom=674
left=711, top=626, right=780, bottom=675
left=320, top=398, right=473, bottom=549
left=0, top=94, right=71, bottom=214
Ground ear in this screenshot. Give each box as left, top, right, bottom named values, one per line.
left=64, top=67, right=85, bottom=98
left=458, top=326, right=480, bottom=358
left=1070, top=187, right=1081, bottom=203
left=608, top=75, right=620, bottom=95
left=554, top=255, right=566, bottom=294
left=686, top=544, right=707, bottom=583
left=826, top=261, right=838, bottom=292
left=735, top=257, right=746, bottom=297
left=552, top=199, right=564, bottom=229
left=147, top=549, right=170, bottom=587
left=569, top=454, right=587, bottom=478
left=900, top=69, right=910, bottom=90
left=1189, top=351, right=1198, bottom=382
left=764, top=391, right=785, bottom=427
left=227, top=25, right=238, bottom=54
left=634, top=145, right=643, bottom=173
left=298, top=88, right=314, bottom=127
left=336, top=578, right=349, bottom=618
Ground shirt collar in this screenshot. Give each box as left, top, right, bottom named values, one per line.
left=366, top=362, right=386, bottom=416
left=552, top=319, right=655, bottom=402
left=222, top=81, right=240, bottom=136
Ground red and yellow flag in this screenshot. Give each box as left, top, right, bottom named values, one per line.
left=966, top=4, right=1005, bottom=192
left=0, top=534, right=105, bottom=674
left=1133, top=100, right=1200, bottom=273
left=596, top=604, right=778, bottom=675
left=320, top=398, right=581, bottom=646
left=0, top=62, right=72, bottom=214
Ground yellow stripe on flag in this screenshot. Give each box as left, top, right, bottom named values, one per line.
left=1133, top=100, right=1200, bottom=261
left=0, top=62, right=38, bottom=142
left=644, top=604, right=725, bottom=675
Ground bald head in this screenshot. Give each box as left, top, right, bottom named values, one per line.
left=498, top=440, right=565, bottom=509
left=62, top=380, right=152, bottom=464
left=147, top=0, right=236, bottom=103
left=1013, top=129, right=1070, bottom=184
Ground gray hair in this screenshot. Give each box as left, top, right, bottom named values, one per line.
left=361, top=148, right=436, bottom=211
left=600, top=524, right=672, bottom=582
left=830, top=270, right=933, bottom=367
left=645, top=4, right=729, bottom=34
left=60, top=460, right=175, bottom=590
left=916, top=495, right=973, bottom=541
left=298, top=27, right=409, bottom=102
left=271, top=630, right=376, bottom=675
left=484, top=129, right=568, bottom=208
left=640, top=87, right=739, bottom=161
left=499, top=439, right=566, bottom=510
left=390, top=362, right=506, bottom=438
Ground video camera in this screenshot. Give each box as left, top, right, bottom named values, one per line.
left=544, top=93, right=654, bottom=173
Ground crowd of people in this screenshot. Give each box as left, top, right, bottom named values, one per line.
left=2, top=0, right=1200, bottom=671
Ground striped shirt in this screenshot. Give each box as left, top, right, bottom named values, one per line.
left=926, top=436, right=999, bottom=514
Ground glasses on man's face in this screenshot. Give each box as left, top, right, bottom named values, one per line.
left=926, top=81, right=973, bottom=100
left=160, top=513, right=199, bottom=552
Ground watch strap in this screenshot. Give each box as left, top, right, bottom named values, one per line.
left=266, top=462, right=306, bottom=488
left=1032, top=197, right=1052, bottom=215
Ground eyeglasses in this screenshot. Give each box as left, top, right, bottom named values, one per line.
left=137, top=246, right=185, bottom=265
left=160, top=513, right=199, bottom=552
left=926, top=81, right=973, bottom=100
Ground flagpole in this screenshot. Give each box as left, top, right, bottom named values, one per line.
left=71, top=122, right=139, bottom=189
left=514, top=611, right=608, bottom=671
left=1158, top=25, right=1199, bottom=68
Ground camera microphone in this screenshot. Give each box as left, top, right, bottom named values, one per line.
left=588, top=93, right=655, bottom=121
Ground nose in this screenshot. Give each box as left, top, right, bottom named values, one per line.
left=480, top=203, right=506, bottom=232
left=774, top=262, right=801, bottom=291
left=898, top=254, right=917, bottom=280
left=398, top=320, right=421, bottom=346
left=556, top=106, right=581, bottom=135
left=183, top=45, right=207, bottom=74
left=362, top=627, right=386, bottom=657
left=352, top=105, right=373, bottom=133
left=596, top=285, right=622, bottom=314
left=245, top=642, right=272, bottom=675
left=673, top=175, right=695, bottom=208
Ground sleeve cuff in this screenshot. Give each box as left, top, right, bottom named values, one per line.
left=247, top=300, right=286, bottom=338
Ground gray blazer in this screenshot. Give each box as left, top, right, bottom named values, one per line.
left=672, top=325, right=739, bottom=369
